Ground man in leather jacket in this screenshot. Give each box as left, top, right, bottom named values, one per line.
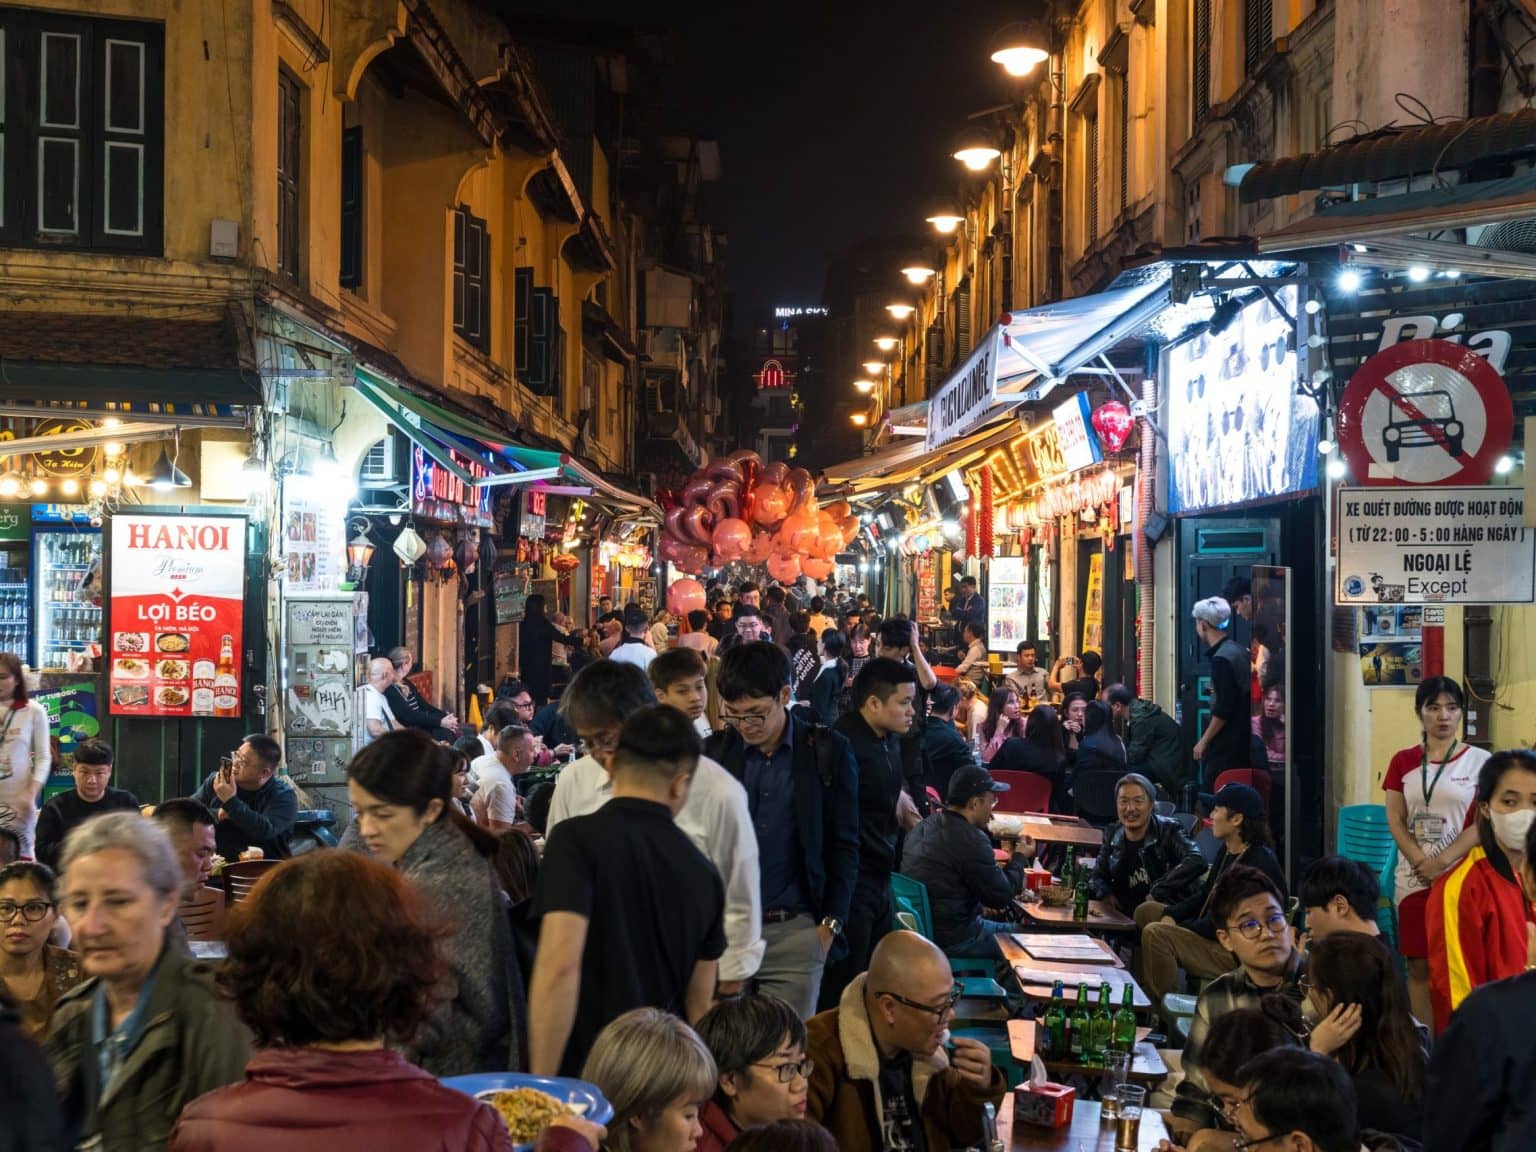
left=1087, top=772, right=1205, bottom=913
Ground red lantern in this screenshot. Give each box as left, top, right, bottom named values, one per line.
left=1091, top=401, right=1135, bottom=454
left=550, top=551, right=580, bottom=575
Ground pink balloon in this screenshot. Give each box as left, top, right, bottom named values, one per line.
left=666, top=578, right=707, bottom=616
left=707, top=459, right=744, bottom=486
left=664, top=506, right=690, bottom=543
left=777, top=510, right=820, bottom=553
left=658, top=534, right=709, bottom=575
left=785, top=468, right=814, bottom=513
left=727, top=449, right=762, bottom=467
left=750, top=483, right=789, bottom=527
left=802, top=556, right=834, bottom=580
left=746, top=531, right=777, bottom=564
left=682, top=472, right=714, bottom=507
left=707, top=480, right=742, bottom=523
left=766, top=551, right=801, bottom=583
left=816, top=514, right=843, bottom=559
left=758, top=461, right=789, bottom=487
left=840, top=515, right=861, bottom=546
left=712, top=517, right=752, bottom=562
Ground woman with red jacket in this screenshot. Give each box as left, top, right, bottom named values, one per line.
left=1426, top=749, right=1536, bottom=1032
left=170, top=850, right=600, bottom=1152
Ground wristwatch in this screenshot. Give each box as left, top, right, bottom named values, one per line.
left=819, top=916, right=844, bottom=937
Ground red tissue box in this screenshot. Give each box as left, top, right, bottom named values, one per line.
left=1013, top=1081, right=1075, bottom=1128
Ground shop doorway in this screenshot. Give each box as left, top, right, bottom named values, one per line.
left=1076, top=537, right=1138, bottom=689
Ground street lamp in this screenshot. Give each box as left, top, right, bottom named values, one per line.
left=851, top=412, right=869, bottom=427
left=953, top=144, right=1000, bottom=171
left=873, top=336, right=899, bottom=352
left=901, top=266, right=937, bottom=284
left=926, top=211, right=965, bottom=235
left=886, top=303, right=916, bottom=320
left=853, top=379, right=877, bottom=394
left=862, top=360, right=886, bottom=375
left=989, top=21, right=1049, bottom=77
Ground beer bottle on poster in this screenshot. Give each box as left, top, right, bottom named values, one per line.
left=213, top=634, right=239, bottom=716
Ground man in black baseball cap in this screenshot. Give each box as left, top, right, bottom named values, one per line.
left=899, top=766, right=1037, bottom=958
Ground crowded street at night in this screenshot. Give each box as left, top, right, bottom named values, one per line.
left=3, top=1, right=1536, bottom=1151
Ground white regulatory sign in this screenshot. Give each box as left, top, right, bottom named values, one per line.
left=1336, top=486, right=1536, bottom=605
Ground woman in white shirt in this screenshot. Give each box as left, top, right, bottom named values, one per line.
left=0, top=654, right=53, bottom=859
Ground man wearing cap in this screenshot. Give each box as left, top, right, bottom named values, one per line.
left=1135, top=782, right=1286, bottom=1008
left=1191, top=596, right=1252, bottom=785
left=899, top=765, right=1038, bottom=959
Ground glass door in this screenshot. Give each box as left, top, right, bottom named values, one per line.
left=0, top=541, right=29, bottom=660
left=36, top=530, right=102, bottom=673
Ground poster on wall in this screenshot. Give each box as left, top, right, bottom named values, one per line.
left=283, top=596, right=355, bottom=782
left=36, top=683, right=99, bottom=794
left=987, top=556, right=1029, bottom=652
left=1081, top=553, right=1104, bottom=652
left=108, top=514, right=246, bottom=717
left=915, top=555, right=941, bottom=622
left=1165, top=286, right=1319, bottom=513
left=1357, top=606, right=1425, bottom=687
left=281, top=486, right=345, bottom=592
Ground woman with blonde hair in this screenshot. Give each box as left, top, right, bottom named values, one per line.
left=582, top=1008, right=718, bottom=1152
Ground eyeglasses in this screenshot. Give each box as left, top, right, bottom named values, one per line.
left=720, top=707, right=774, bottom=729
left=1233, top=1132, right=1286, bottom=1152
left=879, top=984, right=963, bottom=1018
left=511, top=699, right=535, bottom=711
left=579, top=732, right=620, bottom=756
left=1226, top=911, right=1289, bottom=941
left=751, top=1057, right=815, bottom=1083
left=0, top=900, right=54, bottom=923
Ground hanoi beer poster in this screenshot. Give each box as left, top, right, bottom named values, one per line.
left=108, top=514, right=246, bottom=717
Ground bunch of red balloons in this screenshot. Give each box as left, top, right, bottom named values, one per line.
left=656, top=449, right=861, bottom=581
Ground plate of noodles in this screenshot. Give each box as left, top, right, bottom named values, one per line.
left=442, top=1073, right=613, bottom=1149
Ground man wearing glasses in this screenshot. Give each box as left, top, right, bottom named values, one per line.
left=546, top=661, right=763, bottom=999
left=1225, top=1048, right=1363, bottom=1152
left=33, top=740, right=139, bottom=870
left=706, top=641, right=859, bottom=1019
left=806, top=930, right=1005, bottom=1151
left=1171, top=866, right=1306, bottom=1142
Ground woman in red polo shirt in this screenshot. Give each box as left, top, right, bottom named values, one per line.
left=1426, top=749, right=1536, bottom=1032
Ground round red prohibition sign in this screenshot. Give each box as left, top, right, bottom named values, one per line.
left=1336, top=337, right=1514, bottom=486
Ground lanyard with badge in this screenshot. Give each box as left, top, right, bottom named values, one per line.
left=1409, top=740, right=1458, bottom=847
left=0, top=704, right=19, bottom=782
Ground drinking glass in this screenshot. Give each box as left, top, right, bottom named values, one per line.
left=1113, top=1084, right=1146, bottom=1150
left=1100, top=1050, right=1130, bottom=1118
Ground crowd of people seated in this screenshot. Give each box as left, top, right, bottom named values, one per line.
left=3, top=580, right=1536, bottom=1152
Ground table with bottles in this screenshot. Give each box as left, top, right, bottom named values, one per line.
left=998, top=1100, right=1170, bottom=1152
left=1016, top=898, right=1137, bottom=935
left=1006, top=1019, right=1167, bottom=1082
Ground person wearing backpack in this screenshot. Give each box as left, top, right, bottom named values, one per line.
left=706, top=642, right=860, bottom=1019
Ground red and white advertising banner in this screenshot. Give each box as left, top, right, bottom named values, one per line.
left=108, top=514, right=247, bottom=718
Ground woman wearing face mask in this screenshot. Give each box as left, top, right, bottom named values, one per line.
left=1425, top=749, right=1536, bottom=1033
left=1422, top=813, right=1536, bottom=1152
left=1381, top=677, right=1490, bottom=1032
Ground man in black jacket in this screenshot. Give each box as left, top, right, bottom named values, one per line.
left=875, top=618, right=938, bottom=820
left=384, top=646, right=460, bottom=741
left=922, top=684, right=975, bottom=801
left=705, top=641, right=860, bottom=1019
left=1087, top=772, right=1206, bottom=914
left=901, top=766, right=1036, bottom=957
left=820, top=657, right=920, bottom=1009
left=192, top=734, right=298, bottom=859
left=1191, top=597, right=1251, bottom=784
left=1105, top=683, right=1188, bottom=799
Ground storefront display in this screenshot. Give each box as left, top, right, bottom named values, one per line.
left=988, top=556, right=1029, bottom=651
left=33, top=509, right=102, bottom=674
left=0, top=506, right=30, bottom=659
left=107, top=513, right=247, bottom=718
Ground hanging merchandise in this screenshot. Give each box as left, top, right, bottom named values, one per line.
left=1090, top=401, right=1135, bottom=454
left=393, top=524, right=427, bottom=565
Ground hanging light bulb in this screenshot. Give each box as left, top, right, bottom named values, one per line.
left=59, top=478, right=79, bottom=496
left=29, top=478, right=48, bottom=497
left=88, top=479, right=107, bottom=497
left=0, top=474, right=20, bottom=498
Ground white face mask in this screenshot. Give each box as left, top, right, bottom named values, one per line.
left=1489, top=808, right=1536, bottom=853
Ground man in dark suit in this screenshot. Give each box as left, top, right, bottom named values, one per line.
left=705, top=641, right=860, bottom=1018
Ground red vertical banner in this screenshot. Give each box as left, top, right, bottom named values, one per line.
left=108, top=514, right=247, bottom=717
left=1422, top=625, right=1444, bottom=680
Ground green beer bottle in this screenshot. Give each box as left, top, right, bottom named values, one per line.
left=1112, top=981, right=1137, bottom=1053
left=1068, top=983, right=1089, bottom=1059
left=1088, top=982, right=1113, bottom=1062
left=1042, top=980, right=1067, bottom=1058
left=1063, top=845, right=1077, bottom=888
left=1072, top=868, right=1090, bottom=921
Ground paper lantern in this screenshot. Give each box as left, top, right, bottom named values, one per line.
left=712, top=517, right=752, bottom=562
left=1091, top=401, right=1135, bottom=454
left=393, top=525, right=427, bottom=565
left=550, top=551, right=580, bottom=575
left=667, top=578, right=707, bottom=616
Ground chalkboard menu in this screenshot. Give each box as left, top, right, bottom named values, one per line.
left=494, top=566, right=532, bottom=624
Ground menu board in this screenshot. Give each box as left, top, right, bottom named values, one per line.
left=915, top=555, right=941, bottom=622
left=494, top=566, right=530, bottom=624
left=988, top=556, right=1030, bottom=652
left=108, top=514, right=247, bottom=717
left=281, top=486, right=344, bottom=592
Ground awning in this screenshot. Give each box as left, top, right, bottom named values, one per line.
left=1236, top=108, right=1536, bottom=203
left=0, top=308, right=260, bottom=405
left=1256, top=170, right=1536, bottom=253
left=925, top=267, right=1172, bottom=448
left=823, top=415, right=1028, bottom=496
left=353, top=366, right=659, bottom=520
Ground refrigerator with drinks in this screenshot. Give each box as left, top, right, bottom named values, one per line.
left=33, top=519, right=103, bottom=673
left=0, top=539, right=29, bottom=659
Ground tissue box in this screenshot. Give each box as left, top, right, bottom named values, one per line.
left=1013, top=1081, right=1075, bottom=1128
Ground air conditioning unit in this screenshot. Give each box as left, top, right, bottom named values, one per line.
left=359, top=431, right=402, bottom=487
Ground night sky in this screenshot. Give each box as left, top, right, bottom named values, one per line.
left=504, top=0, right=1046, bottom=326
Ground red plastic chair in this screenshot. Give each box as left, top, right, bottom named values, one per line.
left=988, top=769, right=1053, bottom=814
left=1212, top=768, right=1273, bottom=816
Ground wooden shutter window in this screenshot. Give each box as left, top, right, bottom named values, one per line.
left=339, top=125, right=362, bottom=289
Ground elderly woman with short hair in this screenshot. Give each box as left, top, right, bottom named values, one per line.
left=47, top=812, right=249, bottom=1149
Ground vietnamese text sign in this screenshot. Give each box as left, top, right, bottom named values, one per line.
left=1052, top=393, right=1104, bottom=473
left=108, top=514, right=247, bottom=717
left=1336, top=486, right=1535, bottom=605
left=927, top=329, right=999, bottom=450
